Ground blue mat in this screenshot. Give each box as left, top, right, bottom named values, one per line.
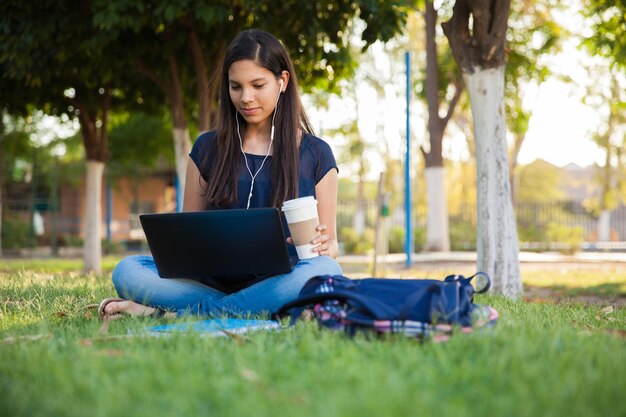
left=145, top=318, right=281, bottom=337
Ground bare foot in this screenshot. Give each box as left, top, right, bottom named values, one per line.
left=104, top=299, right=158, bottom=318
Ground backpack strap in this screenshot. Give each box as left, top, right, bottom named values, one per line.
left=445, top=272, right=491, bottom=294
left=467, top=272, right=491, bottom=293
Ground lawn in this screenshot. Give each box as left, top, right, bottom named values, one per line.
left=1, top=258, right=625, bottom=417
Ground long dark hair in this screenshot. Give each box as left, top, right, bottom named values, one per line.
left=200, top=29, right=314, bottom=209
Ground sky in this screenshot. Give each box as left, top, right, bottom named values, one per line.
left=518, top=77, right=605, bottom=168
left=516, top=11, right=608, bottom=169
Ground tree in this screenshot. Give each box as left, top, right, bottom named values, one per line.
left=412, top=0, right=561, bottom=251
left=332, top=37, right=408, bottom=237
left=442, top=0, right=522, bottom=298
left=93, top=0, right=215, bottom=201
left=2, top=0, right=411, bottom=270
left=93, top=0, right=411, bottom=200
left=417, top=2, right=464, bottom=252
left=0, top=1, right=148, bottom=272
left=581, top=65, right=626, bottom=241
left=581, top=0, right=626, bottom=241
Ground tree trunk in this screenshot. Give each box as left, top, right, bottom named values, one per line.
left=84, top=160, right=104, bottom=273
left=167, top=56, right=192, bottom=199
left=136, top=57, right=191, bottom=201
left=465, top=67, right=522, bottom=298
left=424, top=167, right=450, bottom=251
left=74, top=88, right=110, bottom=273
left=421, top=0, right=463, bottom=252
left=598, top=210, right=611, bottom=241
left=442, top=0, right=519, bottom=297
left=186, top=20, right=210, bottom=132
left=183, top=15, right=223, bottom=132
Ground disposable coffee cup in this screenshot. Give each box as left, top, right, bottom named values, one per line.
left=282, top=196, right=320, bottom=259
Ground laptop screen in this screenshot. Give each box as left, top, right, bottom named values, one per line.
left=140, top=208, right=296, bottom=282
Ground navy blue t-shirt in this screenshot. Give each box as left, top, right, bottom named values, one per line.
left=189, top=130, right=338, bottom=208
left=189, top=130, right=337, bottom=272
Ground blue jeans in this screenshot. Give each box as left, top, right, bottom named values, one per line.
left=111, top=255, right=343, bottom=316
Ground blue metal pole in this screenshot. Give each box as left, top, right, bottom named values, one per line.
left=175, top=175, right=182, bottom=213
left=404, top=51, right=413, bottom=267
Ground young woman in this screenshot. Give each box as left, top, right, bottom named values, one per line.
left=99, top=29, right=343, bottom=319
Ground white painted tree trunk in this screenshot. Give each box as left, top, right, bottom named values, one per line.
left=353, top=209, right=365, bottom=236
left=598, top=210, right=611, bottom=241
left=465, top=67, right=522, bottom=298
left=424, top=167, right=450, bottom=251
left=84, top=160, right=104, bottom=274
left=173, top=127, right=192, bottom=202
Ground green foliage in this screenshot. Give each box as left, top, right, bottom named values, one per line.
left=413, top=226, right=426, bottom=253
left=59, top=235, right=83, bottom=248
left=545, top=222, right=585, bottom=255
left=449, top=220, right=476, bottom=251
left=107, top=112, right=174, bottom=177
left=516, top=159, right=566, bottom=203
left=0, top=111, right=86, bottom=194
left=518, top=224, right=545, bottom=246
left=1, top=0, right=412, bottom=181
left=339, top=226, right=374, bottom=255
left=581, top=0, right=626, bottom=71
left=377, top=225, right=425, bottom=254
left=337, top=179, right=379, bottom=202
left=388, top=226, right=405, bottom=253
left=91, top=0, right=411, bottom=103
left=102, top=239, right=124, bottom=255
left=1, top=216, right=34, bottom=250
left=582, top=71, right=626, bottom=212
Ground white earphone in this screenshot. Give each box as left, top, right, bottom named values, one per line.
left=236, top=77, right=284, bottom=209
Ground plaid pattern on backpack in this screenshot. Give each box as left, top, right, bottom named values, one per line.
left=274, top=273, right=498, bottom=342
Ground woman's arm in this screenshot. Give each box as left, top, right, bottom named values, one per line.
left=182, top=157, right=207, bottom=212
left=313, top=168, right=339, bottom=258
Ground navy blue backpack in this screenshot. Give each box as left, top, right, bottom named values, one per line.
left=274, top=273, right=498, bottom=341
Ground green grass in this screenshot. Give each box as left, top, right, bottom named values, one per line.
left=0, top=256, right=121, bottom=274
left=1, top=260, right=625, bottom=417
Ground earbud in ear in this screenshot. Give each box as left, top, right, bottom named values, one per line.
left=279, top=79, right=284, bottom=92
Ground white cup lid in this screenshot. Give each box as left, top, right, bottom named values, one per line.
left=281, top=196, right=317, bottom=211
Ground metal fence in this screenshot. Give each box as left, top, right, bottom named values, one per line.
left=3, top=193, right=626, bottom=252
left=337, top=200, right=626, bottom=250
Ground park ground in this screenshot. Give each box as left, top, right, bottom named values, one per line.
left=0, top=253, right=625, bottom=417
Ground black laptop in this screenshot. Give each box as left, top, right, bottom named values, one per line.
left=139, top=208, right=296, bottom=280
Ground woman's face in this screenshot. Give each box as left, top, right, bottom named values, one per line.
left=228, top=59, right=287, bottom=129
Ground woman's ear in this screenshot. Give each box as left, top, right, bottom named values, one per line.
left=280, top=71, right=290, bottom=92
